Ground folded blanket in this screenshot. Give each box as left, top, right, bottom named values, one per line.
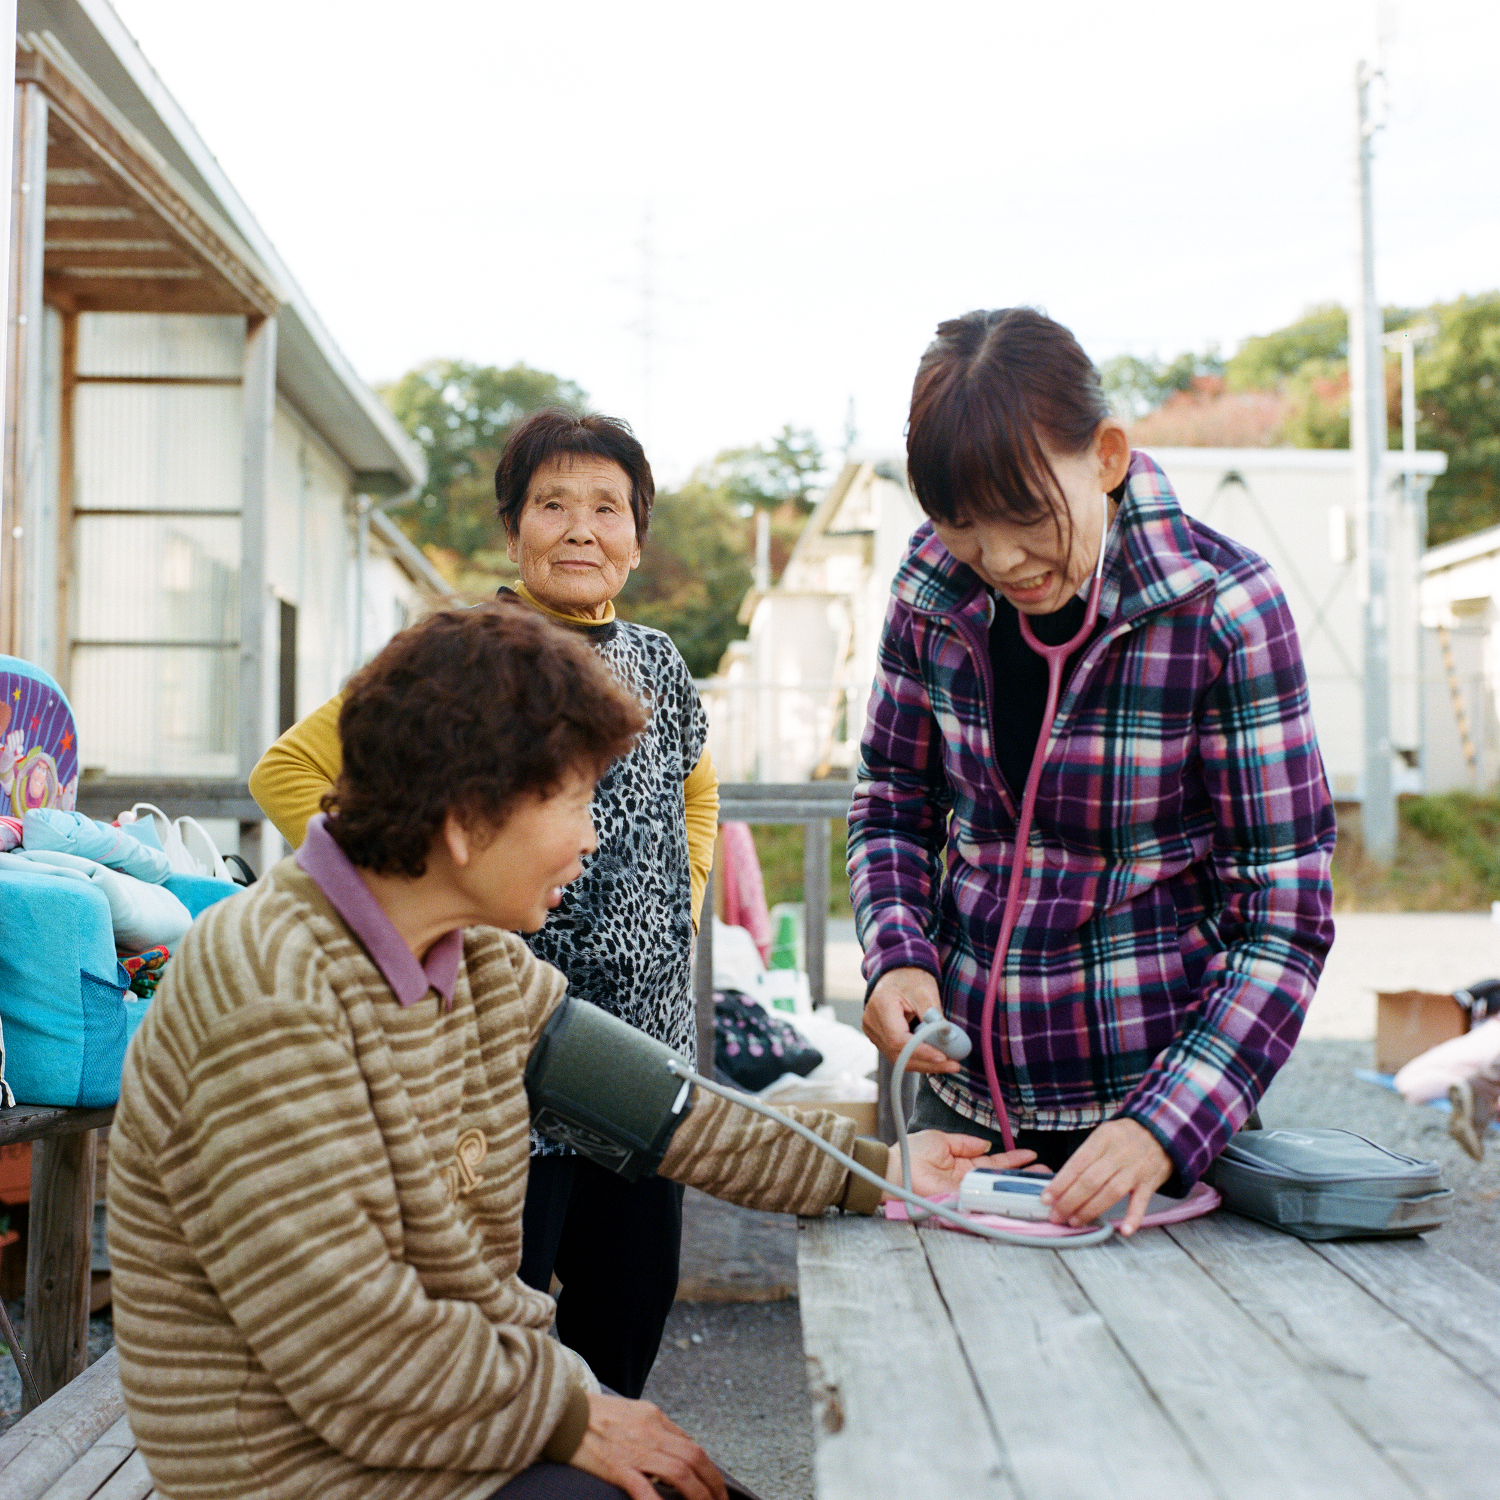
left=1, top=849, right=192, bottom=953
left=24, top=807, right=172, bottom=884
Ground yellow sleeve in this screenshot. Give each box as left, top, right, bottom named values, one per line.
left=683, top=747, right=719, bottom=933
left=248, top=693, right=345, bottom=849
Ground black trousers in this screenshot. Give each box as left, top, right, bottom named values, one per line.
left=519, top=1154, right=685, bottom=1399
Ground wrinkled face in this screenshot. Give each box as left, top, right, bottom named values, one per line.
left=506, top=455, right=641, bottom=617
left=930, top=439, right=1114, bottom=616
left=458, top=767, right=599, bottom=933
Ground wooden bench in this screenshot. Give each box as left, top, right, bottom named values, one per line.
left=0, top=1348, right=145, bottom=1499
left=0, top=1104, right=114, bottom=1410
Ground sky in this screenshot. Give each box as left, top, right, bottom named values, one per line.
left=107, top=0, right=1500, bottom=484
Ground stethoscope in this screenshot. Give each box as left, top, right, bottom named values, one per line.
left=977, top=488, right=1111, bottom=1153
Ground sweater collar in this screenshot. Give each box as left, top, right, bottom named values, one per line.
left=891, top=450, right=1216, bottom=628
left=295, top=814, right=463, bottom=1010
left=499, top=582, right=618, bottom=644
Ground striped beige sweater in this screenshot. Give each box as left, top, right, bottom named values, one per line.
left=107, top=859, right=876, bottom=1500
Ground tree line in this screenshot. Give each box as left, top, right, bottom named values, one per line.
left=1105, top=292, right=1500, bottom=544
left=380, top=292, right=1500, bottom=674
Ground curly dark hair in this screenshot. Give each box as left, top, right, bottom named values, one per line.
left=494, top=408, right=655, bottom=542
left=323, top=601, right=645, bottom=876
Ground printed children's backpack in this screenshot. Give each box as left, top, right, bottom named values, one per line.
left=0, top=657, right=79, bottom=819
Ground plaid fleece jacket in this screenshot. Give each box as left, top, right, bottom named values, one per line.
left=849, top=452, right=1336, bottom=1188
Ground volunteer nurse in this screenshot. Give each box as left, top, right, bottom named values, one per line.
left=849, top=307, right=1337, bottom=1235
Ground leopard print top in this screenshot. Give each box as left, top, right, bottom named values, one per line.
left=524, top=613, right=708, bottom=1156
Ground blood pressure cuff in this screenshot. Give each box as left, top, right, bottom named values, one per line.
left=1205, top=1127, right=1452, bottom=1240
left=524, top=996, right=696, bottom=1181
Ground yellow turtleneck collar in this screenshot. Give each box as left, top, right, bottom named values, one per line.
left=512, top=579, right=616, bottom=628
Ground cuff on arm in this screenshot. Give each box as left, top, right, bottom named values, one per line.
left=837, top=1136, right=890, bottom=1216
left=541, top=1385, right=592, bottom=1464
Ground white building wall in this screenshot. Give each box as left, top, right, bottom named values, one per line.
left=69, top=312, right=245, bottom=777
left=268, top=401, right=356, bottom=715
left=1144, top=449, right=1438, bottom=801
left=1421, top=533, right=1500, bottom=791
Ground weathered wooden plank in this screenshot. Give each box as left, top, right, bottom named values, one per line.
left=1061, top=1227, right=1417, bottom=1499
left=88, top=1450, right=151, bottom=1500
left=1169, top=1214, right=1500, bottom=1497
left=0, top=1349, right=124, bottom=1499
left=1309, top=1237, right=1500, bottom=1400
left=35, top=1413, right=133, bottom=1500
left=25, top=1129, right=98, bottom=1407
left=798, top=1214, right=1017, bottom=1499
left=922, top=1231, right=1220, bottom=1500
left=0, top=1107, right=114, bottom=1149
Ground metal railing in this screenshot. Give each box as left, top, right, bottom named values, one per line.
left=74, top=776, right=259, bottom=823
left=692, top=781, right=854, bottom=1080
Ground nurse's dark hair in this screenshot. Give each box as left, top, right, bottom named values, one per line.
left=323, top=600, right=645, bottom=878
left=905, top=308, right=1111, bottom=527
left=495, top=408, right=655, bottom=542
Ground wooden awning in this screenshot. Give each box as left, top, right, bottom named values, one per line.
left=16, top=43, right=279, bottom=318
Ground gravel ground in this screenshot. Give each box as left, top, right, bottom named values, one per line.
left=0, top=1302, right=115, bottom=1434
left=643, top=1301, right=814, bottom=1500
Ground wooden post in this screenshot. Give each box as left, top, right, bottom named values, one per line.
left=54, top=312, right=77, bottom=693
left=23, top=1127, right=97, bottom=1409
left=693, top=842, right=716, bottom=1076
left=239, top=314, right=277, bottom=868
left=2, top=79, right=46, bottom=659
left=803, top=815, right=829, bottom=1009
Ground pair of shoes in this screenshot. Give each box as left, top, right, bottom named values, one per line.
left=1448, top=1080, right=1487, bottom=1162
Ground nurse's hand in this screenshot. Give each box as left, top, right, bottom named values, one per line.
left=864, top=968, right=960, bottom=1074
left=1040, top=1118, right=1173, bottom=1236
left=885, top=1130, right=1036, bottom=1200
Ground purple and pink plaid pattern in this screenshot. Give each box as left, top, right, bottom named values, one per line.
left=848, top=452, right=1336, bottom=1188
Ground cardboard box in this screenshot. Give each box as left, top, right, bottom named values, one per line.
left=1375, top=991, right=1470, bottom=1075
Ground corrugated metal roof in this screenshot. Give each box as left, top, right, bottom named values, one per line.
left=17, top=0, right=426, bottom=491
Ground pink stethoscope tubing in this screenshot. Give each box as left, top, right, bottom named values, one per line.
left=976, top=490, right=1109, bottom=1154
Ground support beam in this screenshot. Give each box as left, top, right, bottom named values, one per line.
left=2, top=79, right=46, bottom=658
left=239, top=314, right=276, bottom=867
left=803, top=816, right=830, bottom=1010
left=1350, top=61, right=1395, bottom=866
left=23, top=1127, right=97, bottom=1408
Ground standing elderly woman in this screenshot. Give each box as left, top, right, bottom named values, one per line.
left=250, top=410, right=717, bottom=1397
left=851, top=308, right=1337, bottom=1234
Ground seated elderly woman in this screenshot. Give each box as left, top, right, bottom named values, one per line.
left=251, top=409, right=716, bottom=1399
left=108, top=603, right=1025, bottom=1500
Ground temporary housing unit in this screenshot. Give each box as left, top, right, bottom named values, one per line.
left=700, top=458, right=921, bottom=782
left=1144, top=448, right=1446, bottom=801
left=1419, top=525, right=1500, bottom=791
left=709, top=445, right=1451, bottom=799
left=1, top=0, right=450, bottom=858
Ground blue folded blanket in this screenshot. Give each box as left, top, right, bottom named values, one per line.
left=0, top=862, right=144, bottom=1107
left=24, top=807, right=172, bottom=883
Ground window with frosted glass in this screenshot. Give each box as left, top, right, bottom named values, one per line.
left=68, top=313, right=245, bottom=776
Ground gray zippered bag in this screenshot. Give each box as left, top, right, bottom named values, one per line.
left=1205, top=1127, right=1451, bottom=1240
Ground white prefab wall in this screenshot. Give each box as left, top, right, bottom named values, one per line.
left=1145, top=449, right=1435, bottom=802
left=70, top=312, right=246, bottom=776
left=67, top=314, right=425, bottom=779
left=269, top=401, right=352, bottom=718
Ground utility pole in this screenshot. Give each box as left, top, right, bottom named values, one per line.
left=1350, top=60, right=1395, bottom=866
